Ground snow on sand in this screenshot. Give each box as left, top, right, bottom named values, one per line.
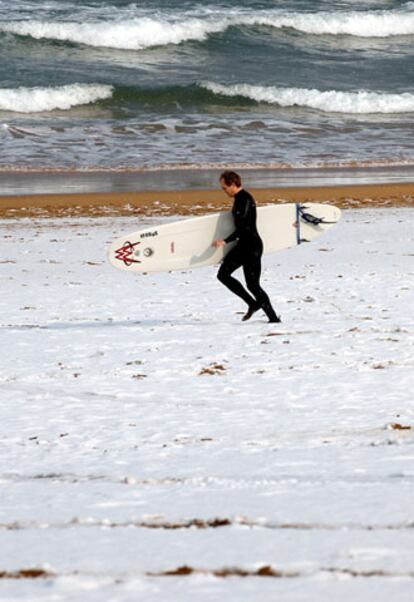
left=0, top=209, right=413, bottom=601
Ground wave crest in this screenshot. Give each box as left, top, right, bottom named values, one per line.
left=1, top=6, right=414, bottom=49
left=0, top=83, right=113, bottom=113
left=246, top=8, right=414, bottom=38
left=201, top=82, right=414, bottom=114
left=0, top=17, right=227, bottom=49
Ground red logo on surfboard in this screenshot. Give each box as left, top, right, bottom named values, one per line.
left=114, top=241, right=141, bottom=266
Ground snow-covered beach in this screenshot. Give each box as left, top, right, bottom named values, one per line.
left=1, top=208, right=413, bottom=601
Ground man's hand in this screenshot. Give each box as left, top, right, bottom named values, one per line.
left=212, top=239, right=226, bottom=248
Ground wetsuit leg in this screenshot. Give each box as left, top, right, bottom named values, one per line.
left=242, top=251, right=269, bottom=307
left=243, top=251, right=280, bottom=322
left=217, top=245, right=257, bottom=307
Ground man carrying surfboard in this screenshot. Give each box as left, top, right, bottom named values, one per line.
left=212, top=171, right=281, bottom=323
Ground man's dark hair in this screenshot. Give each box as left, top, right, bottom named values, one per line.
left=220, top=170, right=241, bottom=187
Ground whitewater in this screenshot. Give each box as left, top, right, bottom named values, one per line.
left=3, top=83, right=414, bottom=116
left=0, top=0, right=413, bottom=170
left=0, top=84, right=113, bottom=113
left=0, top=208, right=413, bottom=600
left=2, top=4, right=414, bottom=49
left=202, top=83, right=414, bottom=114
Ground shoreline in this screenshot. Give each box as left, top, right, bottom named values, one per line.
left=1, top=165, right=414, bottom=198
left=1, top=181, right=414, bottom=218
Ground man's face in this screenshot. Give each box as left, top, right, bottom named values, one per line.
left=220, top=179, right=238, bottom=197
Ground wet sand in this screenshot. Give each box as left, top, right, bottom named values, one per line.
left=1, top=180, right=414, bottom=218
left=2, top=164, right=414, bottom=196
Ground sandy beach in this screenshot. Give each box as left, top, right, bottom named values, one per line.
left=1, top=172, right=413, bottom=601
left=1, top=208, right=413, bottom=601
left=1, top=177, right=414, bottom=218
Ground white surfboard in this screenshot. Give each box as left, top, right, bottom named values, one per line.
left=108, top=202, right=341, bottom=273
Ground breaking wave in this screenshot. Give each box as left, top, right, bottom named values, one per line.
left=0, top=83, right=113, bottom=113
left=2, top=81, right=413, bottom=115
left=201, top=82, right=414, bottom=114
left=244, top=7, right=414, bottom=38
left=1, top=5, right=414, bottom=49
left=0, top=17, right=227, bottom=50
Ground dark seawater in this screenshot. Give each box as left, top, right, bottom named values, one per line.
left=1, top=0, right=414, bottom=173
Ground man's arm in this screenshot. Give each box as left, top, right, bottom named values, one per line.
left=212, top=192, right=252, bottom=247
left=226, top=194, right=251, bottom=242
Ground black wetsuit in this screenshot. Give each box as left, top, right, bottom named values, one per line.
left=217, top=189, right=278, bottom=321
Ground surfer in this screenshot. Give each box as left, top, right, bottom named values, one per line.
left=212, top=171, right=281, bottom=323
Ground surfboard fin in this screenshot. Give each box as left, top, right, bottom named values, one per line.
left=299, top=206, right=337, bottom=226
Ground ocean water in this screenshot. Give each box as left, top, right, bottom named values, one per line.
left=0, top=0, right=414, bottom=171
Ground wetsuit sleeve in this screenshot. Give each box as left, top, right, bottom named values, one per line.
left=224, top=193, right=253, bottom=243
left=224, top=229, right=238, bottom=244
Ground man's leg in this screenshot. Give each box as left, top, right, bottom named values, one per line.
left=243, top=254, right=281, bottom=322
left=217, top=246, right=257, bottom=308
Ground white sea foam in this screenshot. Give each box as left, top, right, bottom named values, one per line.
left=243, top=8, right=414, bottom=38
left=0, top=83, right=113, bottom=113
left=0, top=17, right=228, bottom=49
left=202, top=82, right=414, bottom=114
left=1, top=6, right=414, bottom=49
